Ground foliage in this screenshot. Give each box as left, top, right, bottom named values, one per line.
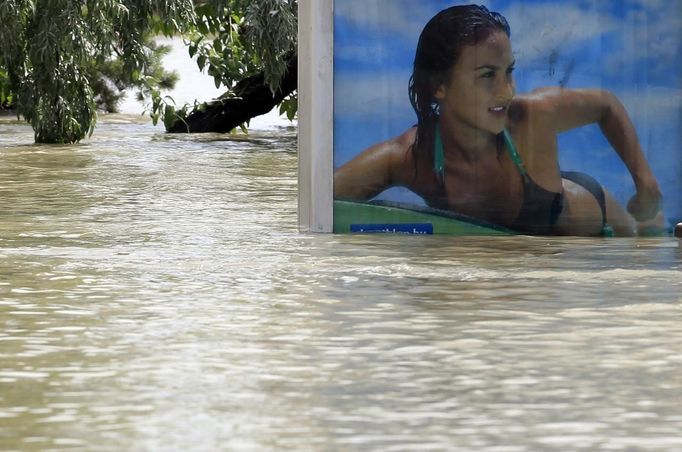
left=189, top=0, right=297, bottom=93
left=0, top=0, right=195, bottom=143
left=89, top=38, right=178, bottom=114
left=0, top=0, right=299, bottom=141
left=279, top=94, right=297, bottom=121
left=157, top=0, right=298, bottom=129
left=0, top=67, right=14, bottom=110
left=0, top=33, right=177, bottom=115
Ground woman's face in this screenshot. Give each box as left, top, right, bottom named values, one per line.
left=434, top=31, right=515, bottom=135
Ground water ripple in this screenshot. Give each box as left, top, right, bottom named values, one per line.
left=0, top=118, right=681, bottom=450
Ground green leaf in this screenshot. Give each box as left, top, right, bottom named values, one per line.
left=197, top=54, right=207, bottom=71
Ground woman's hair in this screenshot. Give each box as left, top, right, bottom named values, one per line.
left=408, top=4, right=511, bottom=174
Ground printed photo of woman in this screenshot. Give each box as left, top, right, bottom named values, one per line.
left=333, top=3, right=673, bottom=236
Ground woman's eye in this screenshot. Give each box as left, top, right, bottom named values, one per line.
left=481, top=72, right=494, bottom=78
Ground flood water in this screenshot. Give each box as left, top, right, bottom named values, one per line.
left=1, top=115, right=681, bottom=451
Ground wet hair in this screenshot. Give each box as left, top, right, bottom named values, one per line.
left=408, top=4, right=511, bottom=173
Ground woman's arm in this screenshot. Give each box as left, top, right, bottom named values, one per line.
left=527, top=87, right=662, bottom=220
left=333, top=129, right=414, bottom=201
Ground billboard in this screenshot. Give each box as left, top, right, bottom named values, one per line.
left=300, top=0, right=681, bottom=236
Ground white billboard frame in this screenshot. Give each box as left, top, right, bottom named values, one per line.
left=297, top=0, right=334, bottom=232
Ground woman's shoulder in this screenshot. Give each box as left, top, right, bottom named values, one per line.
left=512, top=87, right=602, bottom=113
left=391, top=127, right=418, bottom=152
left=372, top=127, right=422, bottom=186
left=333, top=126, right=418, bottom=200
left=511, top=88, right=559, bottom=114
left=508, top=88, right=567, bottom=128
left=511, top=87, right=613, bottom=133
left=342, top=126, right=417, bottom=177
left=373, top=127, right=417, bottom=168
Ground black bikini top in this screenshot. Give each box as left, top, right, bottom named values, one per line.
left=433, top=125, right=563, bottom=234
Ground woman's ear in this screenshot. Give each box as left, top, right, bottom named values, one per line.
left=434, top=83, right=446, bottom=101
left=432, top=73, right=447, bottom=100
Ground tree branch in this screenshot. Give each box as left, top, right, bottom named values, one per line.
left=167, top=52, right=297, bottom=133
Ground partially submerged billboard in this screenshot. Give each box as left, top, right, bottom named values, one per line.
left=331, top=1, right=681, bottom=236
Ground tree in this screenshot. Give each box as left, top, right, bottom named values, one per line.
left=166, top=52, right=296, bottom=133
left=0, top=37, right=177, bottom=115
left=162, top=0, right=298, bottom=133
left=0, top=65, right=15, bottom=111
left=90, top=37, right=179, bottom=114
left=0, top=0, right=195, bottom=143
left=0, top=0, right=299, bottom=141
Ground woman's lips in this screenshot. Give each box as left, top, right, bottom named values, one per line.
left=488, top=106, right=507, bottom=116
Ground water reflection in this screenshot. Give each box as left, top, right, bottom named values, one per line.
left=0, top=116, right=681, bottom=450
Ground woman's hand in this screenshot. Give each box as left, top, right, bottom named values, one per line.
left=627, top=179, right=662, bottom=221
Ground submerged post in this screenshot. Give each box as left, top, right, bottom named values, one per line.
left=298, top=0, right=334, bottom=232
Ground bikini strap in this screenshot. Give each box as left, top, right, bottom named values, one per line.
left=435, top=127, right=527, bottom=182
left=503, top=129, right=529, bottom=179
left=434, top=123, right=445, bottom=181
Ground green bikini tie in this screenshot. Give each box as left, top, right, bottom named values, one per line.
left=434, top=126, right=525, bottom=179
left=502, top=128, right=528, bottom=178
left=434, top=123, right=445, bottom=181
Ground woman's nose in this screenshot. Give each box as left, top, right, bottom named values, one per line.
left=496, top=77, right=514, bottom=101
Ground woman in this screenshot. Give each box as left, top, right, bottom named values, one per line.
left=333, top=5, right=663, bottom=236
